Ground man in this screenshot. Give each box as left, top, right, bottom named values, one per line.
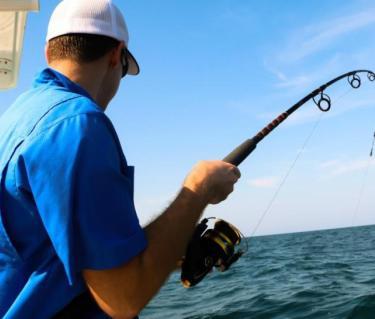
left=0, top=1, right=241, bottom=318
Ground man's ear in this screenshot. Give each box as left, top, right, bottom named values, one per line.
left=109, top=41, right=125, bottom=68
left=45, top=43, right=51, bottom=64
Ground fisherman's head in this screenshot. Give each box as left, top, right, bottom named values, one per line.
left=45, top=0, right=139, bottom=107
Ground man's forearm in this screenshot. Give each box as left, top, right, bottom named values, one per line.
left=145, top=187, right=208, bottom=262
left=84, top=187, right=208, bottom=318
left=135, top=187, right=208, bottom=308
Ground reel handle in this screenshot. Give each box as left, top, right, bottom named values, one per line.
left=222, top=138, right=257, bottom=166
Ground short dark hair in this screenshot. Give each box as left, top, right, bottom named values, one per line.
left=47, top=33, right=120, bottom=63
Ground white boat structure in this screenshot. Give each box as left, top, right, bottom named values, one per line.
left=0, top=0, right=39, bottom=90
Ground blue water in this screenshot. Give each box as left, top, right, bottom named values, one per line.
left=140, top=225, right=375, bottom=318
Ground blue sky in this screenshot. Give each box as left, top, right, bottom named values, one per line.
left=1, top=0, right=375, bottom=235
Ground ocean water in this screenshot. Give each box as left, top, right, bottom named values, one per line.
left=140, top=225, right=375, bottom=319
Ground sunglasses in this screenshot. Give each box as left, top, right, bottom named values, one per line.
left=121, top=48, right=129, bottom=78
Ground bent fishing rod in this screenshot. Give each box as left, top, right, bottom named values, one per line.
left=180, top=69, right=375, bottom=288
left=223, top=69, right=375, bottom=166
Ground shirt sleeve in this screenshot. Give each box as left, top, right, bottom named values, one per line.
left=18, top=112, right=147, bottom=284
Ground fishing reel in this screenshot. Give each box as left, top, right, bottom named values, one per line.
left=180, top=217, right=245, bottom=288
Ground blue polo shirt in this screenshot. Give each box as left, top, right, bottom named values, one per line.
left=0, top=68, right=147, bottom=318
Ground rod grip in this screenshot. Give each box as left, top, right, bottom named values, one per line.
left=223, top=139, right=257, bottom=166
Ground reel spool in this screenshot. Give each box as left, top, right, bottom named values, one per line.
left=180, top=218, right=245, bottom=288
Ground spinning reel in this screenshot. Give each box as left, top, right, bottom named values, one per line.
left=180, top=218, right=245, bottom=288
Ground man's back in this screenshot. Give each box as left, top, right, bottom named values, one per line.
left=0, top=68, right=146, bottom=318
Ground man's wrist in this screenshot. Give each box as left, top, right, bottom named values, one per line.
left=178, top=186, right=209, bottom=211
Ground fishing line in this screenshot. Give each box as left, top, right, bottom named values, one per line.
left=351, top=134, right=375, bottom=226
left=325, top=82, right=371, bottom=227
left=370, top=132, right=375, bottom=157
left=332, top=79, right=372, bottom=227
left=250, top=111, right=324, bottom=237
left=250, top=86, right=357, bottom=237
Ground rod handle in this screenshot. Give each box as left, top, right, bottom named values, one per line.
left=223, top=139, right=257, bottom=166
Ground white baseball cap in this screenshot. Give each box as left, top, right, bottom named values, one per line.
left=46, top=0, right=139, bottom=75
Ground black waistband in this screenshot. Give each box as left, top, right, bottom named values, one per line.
left=52, top=290, right=139, bottom=319
left=52, top=290, right=105, bottom=319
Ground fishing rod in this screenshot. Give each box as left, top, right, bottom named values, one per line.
left=370, top=131, right=375, bottom=157
left=181, top=69, right=375, bottom=288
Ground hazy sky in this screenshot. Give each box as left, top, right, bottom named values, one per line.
left=1, top=0, right=375, bottom=236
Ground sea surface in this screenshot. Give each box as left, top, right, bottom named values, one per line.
left=140, top=225, right=375, bottom=319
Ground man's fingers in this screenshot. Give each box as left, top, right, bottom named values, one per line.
left=231, top=166, right=241, bottom=179
left=227, top=165, right=241, bottom=181
left=208, top=183, right=234, bottom=204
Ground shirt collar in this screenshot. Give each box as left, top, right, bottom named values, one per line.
left=33, top=68, right=94, bottom=102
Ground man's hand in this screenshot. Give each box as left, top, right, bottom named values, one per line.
left=183, top=160, right=241, bottom=204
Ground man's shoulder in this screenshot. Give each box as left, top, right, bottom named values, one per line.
left=22, top=87, right=120, bottom=155
left=12, top=90, right=121, bottom=175
left=16, top=84, right=113, bottom=141
left=31, top=86, right=105, bottom=134
left=0, top=85, right=115, bottom=164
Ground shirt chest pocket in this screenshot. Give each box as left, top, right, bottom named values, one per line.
left=0, top=165, right=22, bottom=266
left=122, top=164, right=135, bottom=199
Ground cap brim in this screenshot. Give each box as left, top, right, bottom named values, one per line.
left=126, top=48, right=140, bottom=75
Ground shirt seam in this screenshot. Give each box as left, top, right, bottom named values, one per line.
left=26, top=111, right=108, bottom=143
left=22, top=95, right=83, bottom=139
